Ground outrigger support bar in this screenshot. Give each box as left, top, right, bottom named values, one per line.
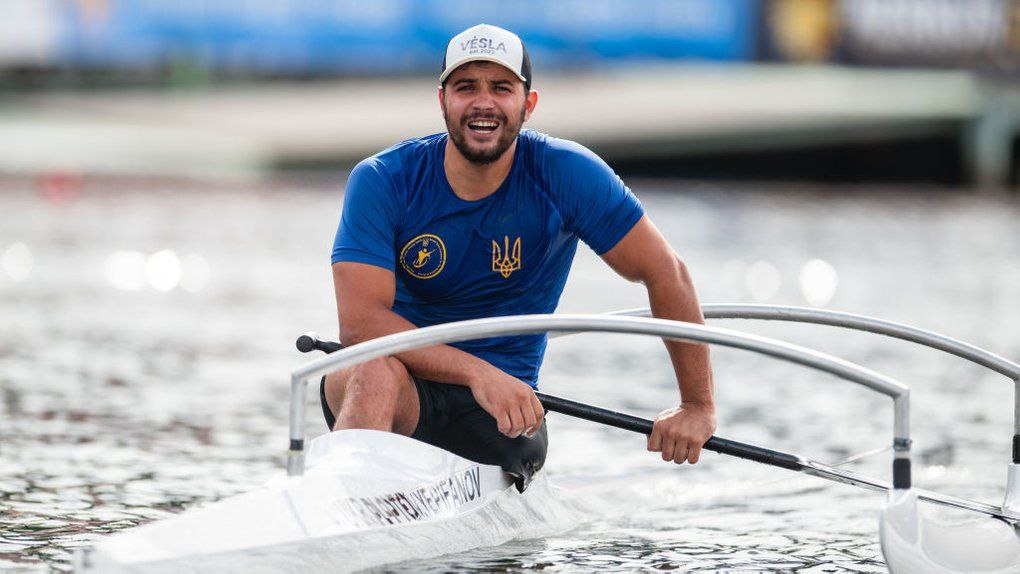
left=289, top=315, right=912, bottom=490
left=593, top=305, right=1020, bottom=464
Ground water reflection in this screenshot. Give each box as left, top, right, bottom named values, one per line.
left=105, top=251, right=146, bottom=291
left=102, top=250, right=210, bottom=293
left=799, top=258, right=839, bottom=307
left=2, top=242, right=33, bottom=282
left=146, top=250, right=182, bottom=292
left=180, top=254, right=211, bottom=293
left=746, top=260, right=781, bottom=301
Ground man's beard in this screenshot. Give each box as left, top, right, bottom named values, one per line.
left=444, top=102, right=526, bottom=165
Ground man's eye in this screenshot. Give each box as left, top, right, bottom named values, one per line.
left=497, top=86, right=511, bottom=92
left=458, top=85, right=474, bottom=92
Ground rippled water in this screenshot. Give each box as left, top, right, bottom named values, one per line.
left=2, top=177, right=1019, bottom=572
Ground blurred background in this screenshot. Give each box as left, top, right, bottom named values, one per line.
left=4, top=1, right=1020, bottom=572
left=2, top=0, right=1020, bottom=185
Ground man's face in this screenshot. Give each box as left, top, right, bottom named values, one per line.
left=440, top=62, right=535, bottom=165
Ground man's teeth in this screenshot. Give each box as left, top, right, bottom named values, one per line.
left=468, top=120, right=499, bottom=132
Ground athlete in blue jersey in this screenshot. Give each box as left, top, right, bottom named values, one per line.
left=322, top=24, right=715, bottom=488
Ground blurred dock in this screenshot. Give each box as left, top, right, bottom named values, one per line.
left=3, top=64, right=1018, bottom=187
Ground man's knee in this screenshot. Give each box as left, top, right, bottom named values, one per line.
left=324, top=356, right=412, bottom=419
left=322, top=356, right=419, bottom=433
left=327, top=357, right=408, bottom=396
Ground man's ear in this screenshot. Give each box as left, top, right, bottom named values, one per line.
left=437, top=86, right=445, bottom=113
left=523, top=90, right=539, bottom=122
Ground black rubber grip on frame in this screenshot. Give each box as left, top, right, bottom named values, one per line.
left=893, top=458, right=911, bottom=489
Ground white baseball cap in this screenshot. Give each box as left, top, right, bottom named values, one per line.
left=440, top=24, right=532, bottom=90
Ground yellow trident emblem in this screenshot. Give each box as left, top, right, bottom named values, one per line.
left=491, top=236, right=521, bottom=279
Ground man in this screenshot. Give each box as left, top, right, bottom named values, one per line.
left=322, top=24, right=715, bottom=489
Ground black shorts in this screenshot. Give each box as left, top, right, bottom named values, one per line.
left=319, top=376, right=548, bottom=491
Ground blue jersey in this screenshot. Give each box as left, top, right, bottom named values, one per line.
left=332, top=129, right=643, bottom=387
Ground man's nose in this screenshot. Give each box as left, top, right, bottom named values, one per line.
left=471, top=88, right=496, bottom=109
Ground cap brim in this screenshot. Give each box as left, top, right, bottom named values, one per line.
left=439, top=56, right=528, bottom=85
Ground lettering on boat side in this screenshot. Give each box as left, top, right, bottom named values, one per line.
left=329, top=466, right=483, bottom=527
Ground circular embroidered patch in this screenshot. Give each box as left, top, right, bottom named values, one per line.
left=399, top=234, right=446, bottom=279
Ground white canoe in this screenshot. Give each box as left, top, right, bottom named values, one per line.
left=78, top=429, right=577, bottom=573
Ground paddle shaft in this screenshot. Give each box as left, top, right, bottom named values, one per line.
left=534, top=392, right=803, bottom=470
left=296, top=333, right=803, bottom=472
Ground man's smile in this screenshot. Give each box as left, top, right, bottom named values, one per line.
left=465, top=117, right=502, bottom=139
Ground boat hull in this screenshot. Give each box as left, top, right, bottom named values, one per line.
left=79, top=430, right=521, bottom=573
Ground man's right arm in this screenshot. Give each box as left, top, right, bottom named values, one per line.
left=334, top=261, right=543, bottom=438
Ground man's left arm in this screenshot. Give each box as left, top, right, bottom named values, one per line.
left=600, top=215, right=716, bottom=465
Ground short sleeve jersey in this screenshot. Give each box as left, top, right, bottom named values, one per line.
left=332, top=129, right=643, bottom=387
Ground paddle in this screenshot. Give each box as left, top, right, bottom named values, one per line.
left=296, top=332, right=800, bottom=470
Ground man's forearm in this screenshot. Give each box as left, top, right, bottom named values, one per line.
left=645, top=259, right=714, bottom=407
left=339, top=307, right=500, bottom=387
